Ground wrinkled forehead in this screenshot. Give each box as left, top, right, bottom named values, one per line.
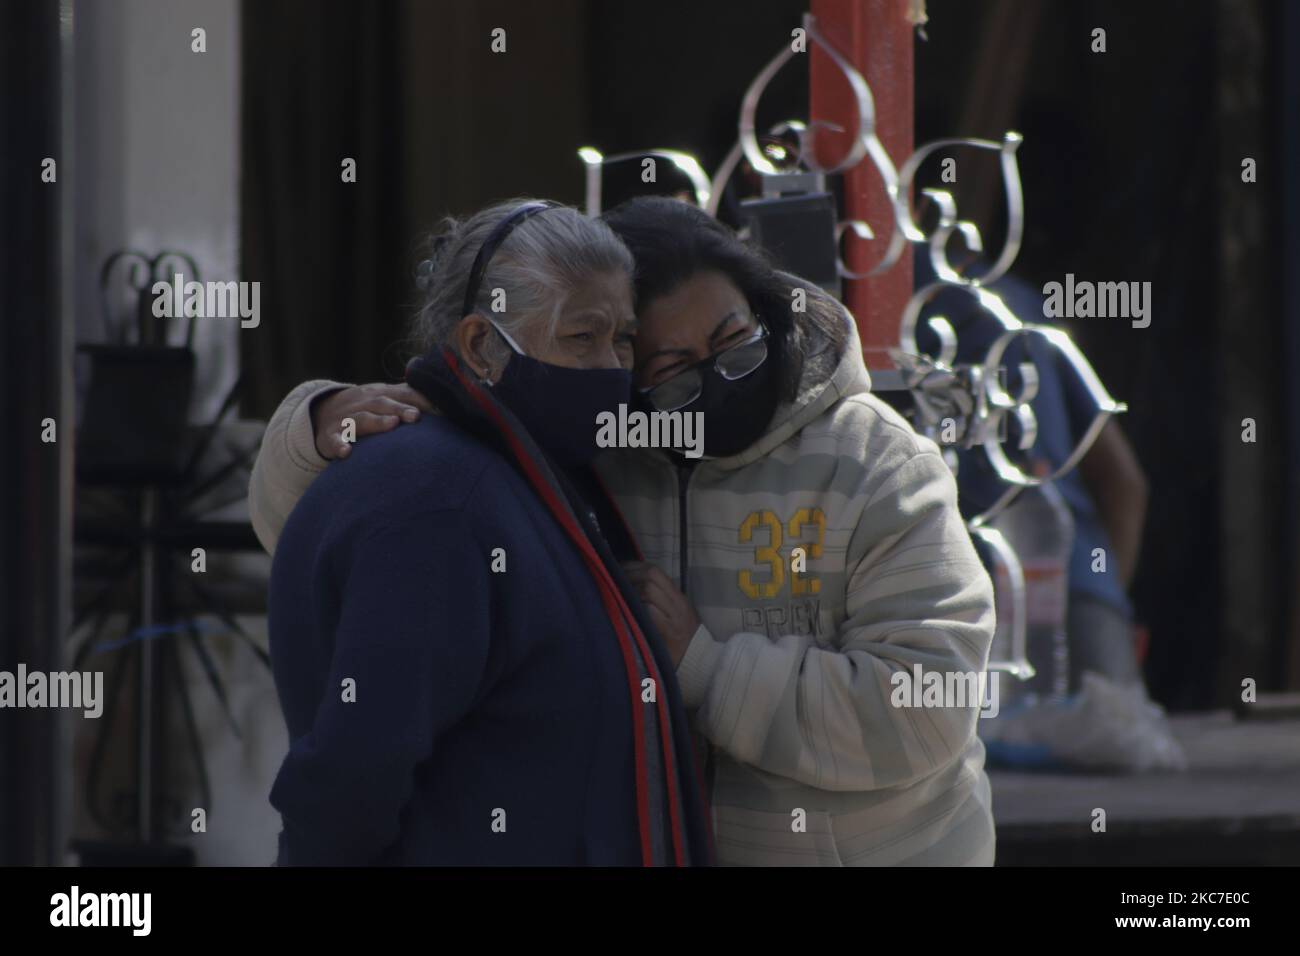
left=556, top=268, right=637, bottom=329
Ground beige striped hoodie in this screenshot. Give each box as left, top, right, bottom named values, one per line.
left=247, top=308, right=997, bottom=867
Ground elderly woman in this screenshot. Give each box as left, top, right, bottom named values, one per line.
left=259, top=198, right=712, bottom=866
left=254, top=197, right=996, bottom=866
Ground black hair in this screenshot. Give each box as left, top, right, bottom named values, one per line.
left=601, top=195, right=849, bottom=403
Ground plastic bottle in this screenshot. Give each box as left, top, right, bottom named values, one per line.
left=989, top=480, right=1075, bottom=707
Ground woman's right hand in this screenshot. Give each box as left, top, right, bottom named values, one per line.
left=312, top=383, right=435, bottom=460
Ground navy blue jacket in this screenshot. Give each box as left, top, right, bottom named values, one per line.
left=268, top=366, right=711, bottom=865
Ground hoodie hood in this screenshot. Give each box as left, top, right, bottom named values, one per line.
left=705, top=288, right=873, bottom=471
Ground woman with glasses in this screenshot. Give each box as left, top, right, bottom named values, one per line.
left=258, top=198, right=712, bottom=866
left=251, top=196, right=997, bottom=866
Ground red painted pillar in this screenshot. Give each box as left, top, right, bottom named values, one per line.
left=810, top=0, right=913, bottom=371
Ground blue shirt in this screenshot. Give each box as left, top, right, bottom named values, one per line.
left=912, top=252, right=1132, bottom=616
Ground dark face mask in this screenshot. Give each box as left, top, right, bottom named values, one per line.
left=634, top=350, right=781, bottom=460
left=490, top=346, right=631, bottom=468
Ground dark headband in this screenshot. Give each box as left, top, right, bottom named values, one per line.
left=462, top=201, right=559, bottom=318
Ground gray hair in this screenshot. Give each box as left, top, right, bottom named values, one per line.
left=409, top=198, right=633, bottom=366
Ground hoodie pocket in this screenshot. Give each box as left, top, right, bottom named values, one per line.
left=711, top=803, right=844, bottom=867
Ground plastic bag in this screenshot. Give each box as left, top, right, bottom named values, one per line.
left=980, top=671, right=1189, bottom=773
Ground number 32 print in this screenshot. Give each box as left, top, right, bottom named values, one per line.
left=737, top=508, right=825, bottom=599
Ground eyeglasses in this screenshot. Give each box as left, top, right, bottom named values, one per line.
left=639, top=321, right=769, bottom=412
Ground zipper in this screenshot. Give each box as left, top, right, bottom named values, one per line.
left=676, top=458, right=695, bottom=594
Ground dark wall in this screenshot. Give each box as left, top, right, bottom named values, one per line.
left=0, top=0, right=65, bottom=865
left=239, top=0, right=593, bottom=415
left=585, top=0, right=808, bottom=196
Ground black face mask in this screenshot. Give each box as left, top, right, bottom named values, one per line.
left=490, top=348, right=632, bottom=468
left=635, top=350, right=781, bottom=460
